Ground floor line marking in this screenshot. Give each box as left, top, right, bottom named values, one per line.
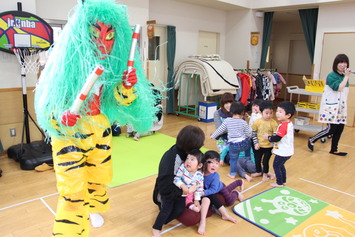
left=40, top=198, right=56, bottom=216
left=0, top=192, right=58, bottom=211
left=161, top=223, right=182, bottom=234
left=299, top=178, right=355, bottom=198
left=339, top=143, right=355, bottom=149
left=242, top=181, right=263, bottom=193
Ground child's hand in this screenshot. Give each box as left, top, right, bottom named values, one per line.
left=254, top=143, right=260, bottom=150
left=219, top=160, right=225, bottom=166
left=262, top=133, right=269, bottom=140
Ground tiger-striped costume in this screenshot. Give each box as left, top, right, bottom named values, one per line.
left=52, top=88, right=134, bottom=236
left=34, top=1, right=157, bottom=236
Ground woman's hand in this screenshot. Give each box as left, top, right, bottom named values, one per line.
left=219, top=160, right=225, bottom=166
left=254, top=143, right=260, bottom=150
left=338, top=68, right=351, bottom=92
left=188, top=184, right=197, bottom=194
left=181, top=185, right=189, bottom=196
left=345, top=68, right=352, bottom=77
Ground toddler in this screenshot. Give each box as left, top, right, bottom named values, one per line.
left=211, top=102, right=252, bottom=179
left=263, top=101, right=295, bottom=187
left=203, top=150, right=245, bottom=205
left=251, top=101, right=278, bottom=182
left=248, top=99, right=262, bottom=127
left=173, top=149, right=204, bottom=212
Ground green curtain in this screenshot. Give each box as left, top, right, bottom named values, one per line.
left=260, top=12, right=274, bottom=68
left=299, top=8, right=318, bottom=63
left=166, top=25, right=176, bottom=114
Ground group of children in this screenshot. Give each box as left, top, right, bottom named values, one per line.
left=153, top=99, right=296, bottom=236
left=153, top=149, right=245, bottom=236
left=212, top=99, right=296, bottom=188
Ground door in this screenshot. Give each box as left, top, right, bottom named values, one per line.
left=147, top=25, right=168, bottom=113
left=198, top=31, right=219, bottom=55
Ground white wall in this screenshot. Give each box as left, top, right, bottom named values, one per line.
left=313, top=2, right=355, bottom=79
left=0, top=0, right=36, bottom=13
left=36, top=0, right=76, bottom=20
left=225, top=9, right=263, bottom=69
left=149, top=0, right=227, bottom=65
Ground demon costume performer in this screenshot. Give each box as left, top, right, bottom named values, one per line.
left=34, top=0, right=157, bottom=236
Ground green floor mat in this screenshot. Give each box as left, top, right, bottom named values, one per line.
left=109, top=132, right=176, bottom=187
left=233, top=187, right=355, bottom=236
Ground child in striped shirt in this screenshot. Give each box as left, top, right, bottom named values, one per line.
left=211, top=101, right=252, bottom=179
left=173, top=149, right=204, bottom=212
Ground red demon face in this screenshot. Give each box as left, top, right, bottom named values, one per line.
left=90, top=22, right=115, bottom=59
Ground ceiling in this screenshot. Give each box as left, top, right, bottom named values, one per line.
left=172, top=0, right=352, bottom=22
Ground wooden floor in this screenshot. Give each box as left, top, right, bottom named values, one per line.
left=0, top=114, right=354, bottom=237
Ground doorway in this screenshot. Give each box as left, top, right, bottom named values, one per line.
left=147, top=25, right=168, bottom=113
left=198, top=31, right=219, bottom=55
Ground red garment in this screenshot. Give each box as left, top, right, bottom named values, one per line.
left=237, top=73, right=251, bottom=106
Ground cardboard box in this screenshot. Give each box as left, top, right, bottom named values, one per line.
left=198, top=101, right=217, bottom=123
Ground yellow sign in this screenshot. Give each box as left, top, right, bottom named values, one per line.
left=251, top=32, right=260, bottom=46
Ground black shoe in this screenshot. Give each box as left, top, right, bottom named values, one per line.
left=329, top=151, right=347, bottom=156
left=308, top=139, right=314, bottom=152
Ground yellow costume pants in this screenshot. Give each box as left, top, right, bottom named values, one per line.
left=51, top=114, right=112, bottom=237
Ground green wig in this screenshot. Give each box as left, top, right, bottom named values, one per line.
left=35, top=0, right=158, bottom=138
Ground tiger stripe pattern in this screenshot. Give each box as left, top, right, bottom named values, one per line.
left=51, top=114, right=112, bottom=237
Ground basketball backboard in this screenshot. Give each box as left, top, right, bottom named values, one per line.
left=0, top=10, right=53, bottom=54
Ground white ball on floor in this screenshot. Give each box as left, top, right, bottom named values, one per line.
left=90, top=213, right=104, bottom=228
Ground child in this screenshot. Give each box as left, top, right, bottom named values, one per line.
left=211, top=102, right=252, bottom=179
left=198, top=151, right=239, bottom=235
left=236, top=149, right=257, bottom=181
left=263, top=101, right=296, bottom=187
left=173, top=149, right=204, bottom=212
left=220, top=147, right=255, bottom=182
left=203, top=150, right=245, bottom=205
left=251, top=101, right=278, bottom=182
left=247, top=99, right=263, bottom=127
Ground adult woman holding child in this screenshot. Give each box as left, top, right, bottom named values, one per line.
left=152, top=125, right=211, bottom=236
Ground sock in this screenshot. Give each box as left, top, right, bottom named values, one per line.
left=90, top=213, right=104, bottom=228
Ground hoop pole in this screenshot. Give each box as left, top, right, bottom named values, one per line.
left=17, top=2, right=22, bottom=11
left=17, top=48, right=31, bottom=143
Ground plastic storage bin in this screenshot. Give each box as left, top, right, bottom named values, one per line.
left=294, top=117, right=310, bottom=126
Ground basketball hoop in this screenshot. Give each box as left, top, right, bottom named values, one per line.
left=12, top=48, right=42, bottom=74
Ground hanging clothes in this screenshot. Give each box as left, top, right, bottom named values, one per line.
left=237, top=73, right=252, bottom=106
